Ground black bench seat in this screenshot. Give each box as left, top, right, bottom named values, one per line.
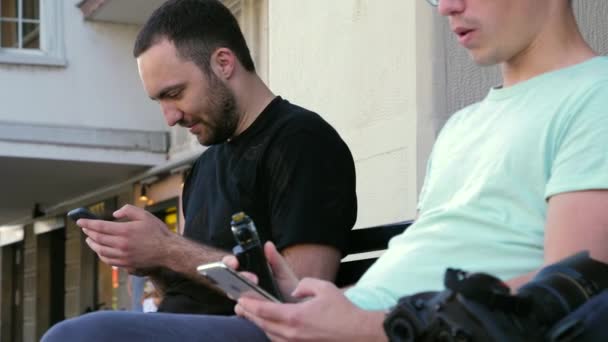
left=336, top=220, right=413, bottom=287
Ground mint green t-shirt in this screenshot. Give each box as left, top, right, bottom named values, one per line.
left=346, top=57, right=608, bottom=310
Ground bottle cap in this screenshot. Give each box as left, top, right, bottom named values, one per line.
left=231, top=212, right=247, bottom=223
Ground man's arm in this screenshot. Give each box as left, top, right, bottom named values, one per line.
left=144, top=235, right=229, bottom=295
left=506, top=190, right=608, bottom=291
left=263, top=126, right=357, bottom=285
left=236, top=278, right=388, bottom=342
left=544, top=190, right=608, bottom=264
left=83, top=204, right=341, bottom=294
left=281, top=244, right=342, bottom=281
left=80, top=205, right=228, bottom=292
left=228, top=241, right=386, bottom=341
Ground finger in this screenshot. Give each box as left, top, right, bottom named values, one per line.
left=234, top=303, right=246, bottom=317
left=82, top=228, right=124, bottom=248
left=264, top=241, right=291, bottom=279
left=240, top=271, right=259, bottom=284
left=267, top=333, right=287, bottom=342
left=78, top=219, right=125, bottom=236
left=100, top=257, right=129, bottom=268
left=85, top=237, right=125, bottom=259
left=97, top=254, right=128, bottom=268
left=222, top=255, right=239, bottom=270
left=113, top=204, right=147, bottom=220
left=291, top=277, right=336, bottom=298
left=236, top=304, right=288, bottom=342
left=238, top=297, right=295, bottom=322
left=89, top=247, right=128, bottom=268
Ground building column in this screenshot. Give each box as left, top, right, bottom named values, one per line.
left=64, top=218, right=96, bottom=318
left=35, top=231, right=51, bottom=340
left=33, top=225, right=65, bottom=339
left=0, top=246, right=15, bottom=342
left=22, top=224, right=36, bottom=342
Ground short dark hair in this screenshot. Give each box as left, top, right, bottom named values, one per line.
left=133, top=0, right=255, bottom=73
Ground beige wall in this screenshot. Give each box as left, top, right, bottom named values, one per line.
left=267, top=0, right=423, bottom=227
left=266, top=0, right=608, bottom=229
left=0, top=0, right=165, bottom=132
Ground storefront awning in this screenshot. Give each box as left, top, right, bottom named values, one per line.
left=0, top=225, right=23, bottom=246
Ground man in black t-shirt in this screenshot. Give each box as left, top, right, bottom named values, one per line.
left=73, top=0, right=357, bottom=315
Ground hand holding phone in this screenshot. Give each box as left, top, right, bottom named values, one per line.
left=197, top=262, right=281, bottom=303
left=67, top=207, right=100, bottom=222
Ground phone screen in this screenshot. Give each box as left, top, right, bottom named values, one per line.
left=197, top=262, right=281, bottom=303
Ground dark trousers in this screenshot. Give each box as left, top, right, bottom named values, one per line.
left=42, top=311, right=269, bottom=342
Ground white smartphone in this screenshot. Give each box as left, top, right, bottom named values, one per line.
left=197, top=262, right=281, bottom=303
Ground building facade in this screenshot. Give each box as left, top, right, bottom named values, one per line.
left=0, top=0, right=607, bottom=341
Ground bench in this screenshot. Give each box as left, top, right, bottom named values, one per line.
left=335, top=220, right=413, bottom=287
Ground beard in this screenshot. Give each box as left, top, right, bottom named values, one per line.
left=195, top=73, right=239, bottom=146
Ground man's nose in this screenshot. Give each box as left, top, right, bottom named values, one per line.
left=438, top=0, right=465, bottom=16
left=160, top=101, right=182, bottom=127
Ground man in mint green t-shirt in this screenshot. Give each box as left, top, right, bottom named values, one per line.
left=41, top=0, right=608, bottom=341
left=347, top=56, right=608, bottom=310
left=232, top=0, right=608, bottom=340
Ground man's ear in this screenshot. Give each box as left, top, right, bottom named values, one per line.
left=210, top=48, right=236, bottom=80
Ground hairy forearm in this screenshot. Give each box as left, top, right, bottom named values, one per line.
left=160, top=233, right=229, bottom=283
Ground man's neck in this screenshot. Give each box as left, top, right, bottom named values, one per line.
left=232, top=74, right=276, bottom=137
left=501, top=9, right=596, bottom=87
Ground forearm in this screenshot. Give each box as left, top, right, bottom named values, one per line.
left=281, top=244, right=342, bottom=281
left=352, top=310, right=389, bottom=342
left=156, top=234, right=229, bottom=286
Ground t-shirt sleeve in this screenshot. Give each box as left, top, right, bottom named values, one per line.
left=263, top=128, right=357, bottom=255
left=417, top=149, right=434, bottom=212
left=545, top=83, right=608, bottom=198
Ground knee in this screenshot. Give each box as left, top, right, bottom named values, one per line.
left=42, top=316, right=82, bottom=341
left=41, top=312, right=118, bottom=342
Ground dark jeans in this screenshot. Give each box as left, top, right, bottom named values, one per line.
left=41, top=311, right=269, bottom=342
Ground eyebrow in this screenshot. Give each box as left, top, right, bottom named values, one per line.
left=150, top=84, right=184, bottom=101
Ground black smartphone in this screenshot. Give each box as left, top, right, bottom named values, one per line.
left=67, top=207, right=100, bottom=222
left=231, top=212, right=283, bottom=301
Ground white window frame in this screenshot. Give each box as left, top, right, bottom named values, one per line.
left=0, top=0, right=65, bottom=66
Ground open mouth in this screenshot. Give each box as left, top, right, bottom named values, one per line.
left=454, top=26, right=473, bottom=37
left=458, top=29, right=473, bottom=37
left=454, top=27, right=476, bottom=46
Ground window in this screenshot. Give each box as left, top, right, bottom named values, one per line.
left=0, top=0, right=64, bottom=66
left=1, top=0, right=39, bottom=49
left=146, top=198, right=180, bottom=234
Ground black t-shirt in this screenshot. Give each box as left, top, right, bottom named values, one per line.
left=159, top=97, right=357, bottom=314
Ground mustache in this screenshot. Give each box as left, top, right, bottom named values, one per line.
left=178, top=118, right=212, bottom=128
